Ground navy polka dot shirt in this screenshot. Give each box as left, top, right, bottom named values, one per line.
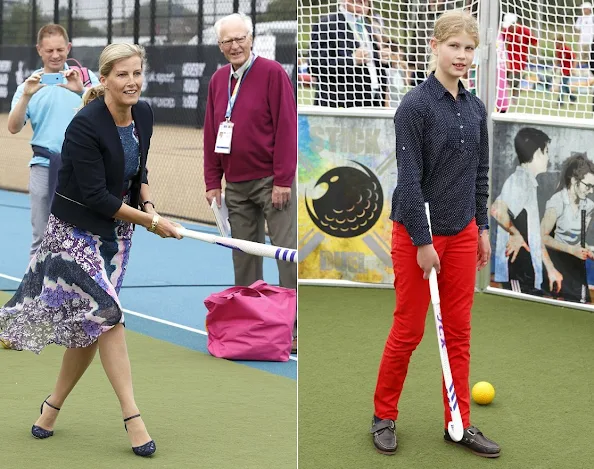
left=390, top=72, right=489, bottom=246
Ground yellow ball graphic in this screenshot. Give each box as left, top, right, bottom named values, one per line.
left=472, top=381, right=495, bottom=405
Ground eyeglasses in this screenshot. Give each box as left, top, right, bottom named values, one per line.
left=219, top=35, right=249, bottom=48
left=579, top=180, right=594, bottom=191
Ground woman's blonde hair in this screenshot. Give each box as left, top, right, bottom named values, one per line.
left=427, top=10, right=480, bottom=74
left=81, top=86, right=104, bottom=106
left=81, top=43, right=146, bottom=108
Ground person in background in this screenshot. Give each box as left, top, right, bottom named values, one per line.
left=7, top=24, right=99, bottom=260
left=575, top=2, right=594, bottom=66
left=501, top=13, right=537, bottom=103
left=554, top=34, right=577, bottom=106
left=309, top=0, right=388, bottom=107
left=203, top=13, right=298, bottom=353
left=385, top=45, right=408, bottom=109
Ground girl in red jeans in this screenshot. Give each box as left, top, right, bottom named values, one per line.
left=370, top=10, right=500, bottom=458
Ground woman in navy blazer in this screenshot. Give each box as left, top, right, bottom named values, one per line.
left=0, top=43, right=180, bottom=457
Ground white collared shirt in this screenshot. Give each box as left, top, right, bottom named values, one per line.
left=576, top=14, right=594, bottom=44
left=230, top=53, right=255, bottom=81
left=339, top=7, right=379, bottom=91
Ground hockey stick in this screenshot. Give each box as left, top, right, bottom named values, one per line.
left=177, top=227, right=298, bottom=263
left=424, top=203, right=464, bottom=442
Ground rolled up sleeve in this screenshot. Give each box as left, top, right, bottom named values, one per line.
left=394, top=100, right=432, bottom=246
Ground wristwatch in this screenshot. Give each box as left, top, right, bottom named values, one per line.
left=141, top=200, right=155, bottom=211
left=478, top=224, right=489, bottom=235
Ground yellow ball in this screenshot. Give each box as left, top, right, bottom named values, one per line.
left=472, top=381, right=495, bottom=405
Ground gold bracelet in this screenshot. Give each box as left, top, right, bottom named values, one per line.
left=147, top=214, right=160, bottom=232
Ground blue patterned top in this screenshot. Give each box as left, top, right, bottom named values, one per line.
left=117, top=122, right=140, bottom=191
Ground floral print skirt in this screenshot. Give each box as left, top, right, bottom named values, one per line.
left=0, top=213, right=133, bottom=354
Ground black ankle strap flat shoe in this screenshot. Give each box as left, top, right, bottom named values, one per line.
left=124, top=414, right=157, bottom=457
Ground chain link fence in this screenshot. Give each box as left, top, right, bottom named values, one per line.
left=0, top=0, right=296, bottom=224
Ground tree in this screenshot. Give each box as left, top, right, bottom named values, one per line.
left=112, top=1, right=199, bottom=42
left=1, top=4, right=104, bottom=45
left=2, top=4, right=40, bottom=45
left=258, top=0, right=297, bottom=22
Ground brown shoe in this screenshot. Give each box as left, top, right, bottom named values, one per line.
left=370, top=418, right=397, bottom=455
left=291, top=337, right=297, bottom=355
left=444, top=426, right=500, bottom=458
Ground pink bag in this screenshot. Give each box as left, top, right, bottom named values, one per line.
left=204, top=280, right=296, bottom=361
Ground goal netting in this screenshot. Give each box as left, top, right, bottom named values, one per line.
left=298, top=0, right=594, bottom=118
left=297, top=0, right=482, bottom=109
left=497, top=0, right=594, bottom=118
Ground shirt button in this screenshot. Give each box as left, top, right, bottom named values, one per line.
left=457, top=113, right=460, bottom=116
left=402, top=146, right=405, bottom=150
left=461, top=140, right=464, bottom=143
left=460, top=125, right=463, bottom=129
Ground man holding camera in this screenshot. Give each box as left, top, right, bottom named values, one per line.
left=7, top=24, right=98, bottom=259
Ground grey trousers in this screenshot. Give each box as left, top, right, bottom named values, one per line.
left=29, top=165, right=51, bottom=259
left=225, top=176, right=297, bottom=290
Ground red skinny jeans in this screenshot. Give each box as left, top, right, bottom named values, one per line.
left=374, top=220, right=478, bottom=428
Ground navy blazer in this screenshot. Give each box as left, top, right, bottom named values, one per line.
left=309, top=12, right=388, bottom=108
left=52, top=97, right=153, bottom=237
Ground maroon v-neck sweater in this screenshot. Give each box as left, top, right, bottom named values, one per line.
left=203, top=56, right=297, bottom=191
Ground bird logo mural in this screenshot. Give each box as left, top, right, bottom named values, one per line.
left=305, top=162, right=383, bottom=238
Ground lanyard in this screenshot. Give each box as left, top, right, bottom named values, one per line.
left=346, top=16, right=380, bottom=90
left=226, top=54, right=257, bottom=121
left=350, top=18, right=366, bottom=45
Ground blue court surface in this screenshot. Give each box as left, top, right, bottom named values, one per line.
left=0, top=189, right=296, bottom=379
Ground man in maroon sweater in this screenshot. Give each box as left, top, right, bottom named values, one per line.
left=203, top=13, right=297, bottom=349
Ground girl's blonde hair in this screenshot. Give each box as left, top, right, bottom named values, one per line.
left=81, top=43, right=146, bottom=108
left=427, top=10, right=480, bottom=74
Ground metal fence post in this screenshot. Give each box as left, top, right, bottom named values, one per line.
left=31, top=0, right=38, bottom=46
left=68, top=0, right=73, bottom=39
left=134, top=0, right=140, bottom=44
left=150, top=0, right=156, bottom=45
left=197, top=0, right=203, bottom=44
left=107, top=0, right=113, bottom=43
left=54, top=0, right=59, bottom=24
left=251, top=0, right=256, bottom=38
left=233, top=0, right=239, bottom=13
left=0, top=0, right=3, bottom=46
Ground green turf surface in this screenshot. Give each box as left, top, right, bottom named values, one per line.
left=0, top=292, right=296, bottom=469
left=298, top=286, right=594, bottom=468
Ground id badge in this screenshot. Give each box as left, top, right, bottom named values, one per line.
left=215, top=121, right=234, bottom=154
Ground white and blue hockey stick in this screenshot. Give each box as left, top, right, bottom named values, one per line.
left=425, top=203, right=464, bottom=442
left=177, top=227, right=298, bottom=263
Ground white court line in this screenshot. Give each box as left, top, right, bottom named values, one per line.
left=0, top=272, right=297, bottom=362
